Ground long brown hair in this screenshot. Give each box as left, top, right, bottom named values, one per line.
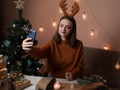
left=53, top=16, right=77, bottom=47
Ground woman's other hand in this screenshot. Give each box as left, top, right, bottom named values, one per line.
left=65, top=72, right=73, bottom=81
left=22, top=38, right=33, bottom=51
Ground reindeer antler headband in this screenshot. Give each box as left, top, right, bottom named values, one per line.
left=59, top=0, right=80, bottom=17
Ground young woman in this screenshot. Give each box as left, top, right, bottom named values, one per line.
left=22, top=16, right=84, bottom=80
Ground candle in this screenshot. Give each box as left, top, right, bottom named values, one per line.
left=54, top=81, right=61, bottom=90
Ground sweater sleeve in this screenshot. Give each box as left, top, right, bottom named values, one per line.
left=28, top=41, right=52, bottom=59
left=71, top=43, right=84, bottom=79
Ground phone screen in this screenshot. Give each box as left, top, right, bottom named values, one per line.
left=28, top=29, right=36, bottom=41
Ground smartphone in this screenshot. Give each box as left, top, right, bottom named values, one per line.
left=27, top=29, right=36, bottom=41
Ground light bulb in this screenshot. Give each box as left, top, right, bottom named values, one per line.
left=52, top=20, right=57, bottom=27
left=39, top=26, right=44, bottom=32
left=37, top=67, right=39, bottom=70
left=7, top=61, right=10, bottom=64
left=54, top=81, right=61, bottom=90
left=115, top=62, right=120, bottom=70
left=13, top=24, right=16, bottom=27
left=115, top=56, right=120, bottom=70
left=90, top=29, right=95, bottom=36
left=103, top=44, right=109, bottom=50
left=82, top=12, right=87, bottom=19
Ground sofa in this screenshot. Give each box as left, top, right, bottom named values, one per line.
left=83, top=47, right=120, bottom=89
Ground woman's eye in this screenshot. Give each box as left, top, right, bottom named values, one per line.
left=66, top=26, right=71, bottom=29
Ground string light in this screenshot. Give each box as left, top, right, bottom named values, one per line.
left=13, top=24, right=16, bottom=27
left=39, top=26, right=44, bottom=32
left=103, top=44, right=109, bottom=50
left=115, top=61, right=120, bottom=70
left=82, top=12, right=87, bottom=19
left=90, top=29, right=95, bottom=36
left=7, top=61, right=10, bottom=65
left=52, top=20, right=57, bottom=27
left=87, top=0, right=116, bottom=51
left=115, top=56, right=120, bottom=70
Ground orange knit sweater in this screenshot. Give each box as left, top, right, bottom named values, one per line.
left=29, top=39, right=84, bottom=79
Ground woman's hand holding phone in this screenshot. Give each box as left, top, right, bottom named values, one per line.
left=22, top=29, right=36, bottom=51
left=22, top=38, right=34, bottom=51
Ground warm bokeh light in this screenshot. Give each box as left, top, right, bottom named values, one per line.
left=82, top=12, right=87, bottom=19
left=115, top=62, right=120, bottom=70
left=52, top=20, right=57, bottom=27
left=103, top=44, right=109, bottom=50
left=90, top=29, right=95, bottom=36
left=39, top=26, right=44, bottom=32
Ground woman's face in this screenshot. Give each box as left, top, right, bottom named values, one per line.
left=58, top=19, right=73, bottom=40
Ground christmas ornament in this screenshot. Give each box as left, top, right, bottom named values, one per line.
left=4, top=40, right=10, bottom=47
left=13, top=24, right=16, bottom=27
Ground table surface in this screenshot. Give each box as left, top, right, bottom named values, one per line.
left=23, top=75, right=120, bottom=90
left=23, top=75, right=78, bottom=90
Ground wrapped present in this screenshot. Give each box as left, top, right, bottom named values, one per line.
left=0, top=79, right=9, bottom=90
left=0, top=61, right=6, bottom=69
left=35, top=77, right=56, bottom=90
left=12, top=78, right=31, bottom=90
left=58, top=82, right=105, bottom=90
left=0, top=55, right=7, bottom=69
left=0, top=68, right=7, bottom=80
left=10, top=72, right=31, bottom=90
left=76, top=75, right=108, bottom=90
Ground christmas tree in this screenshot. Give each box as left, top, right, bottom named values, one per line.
left=0, top=0, right=42, bottom=75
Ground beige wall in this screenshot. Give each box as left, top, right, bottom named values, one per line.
left=1, top=0, right=120, bottom=52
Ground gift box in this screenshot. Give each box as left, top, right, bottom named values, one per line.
left=0, top=79, right=9, bottom=90
left=12, top=78, right=31, bottom=90
left=0, top=61, right=6, bottom=69
left=58, top=82, right=105, bottom=90
left=35, top=77, right=56, bottom=90
left=0, top=68, right=7, bottom=80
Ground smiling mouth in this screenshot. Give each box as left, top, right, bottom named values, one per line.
left=61, top=32, right=66, bottom=34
